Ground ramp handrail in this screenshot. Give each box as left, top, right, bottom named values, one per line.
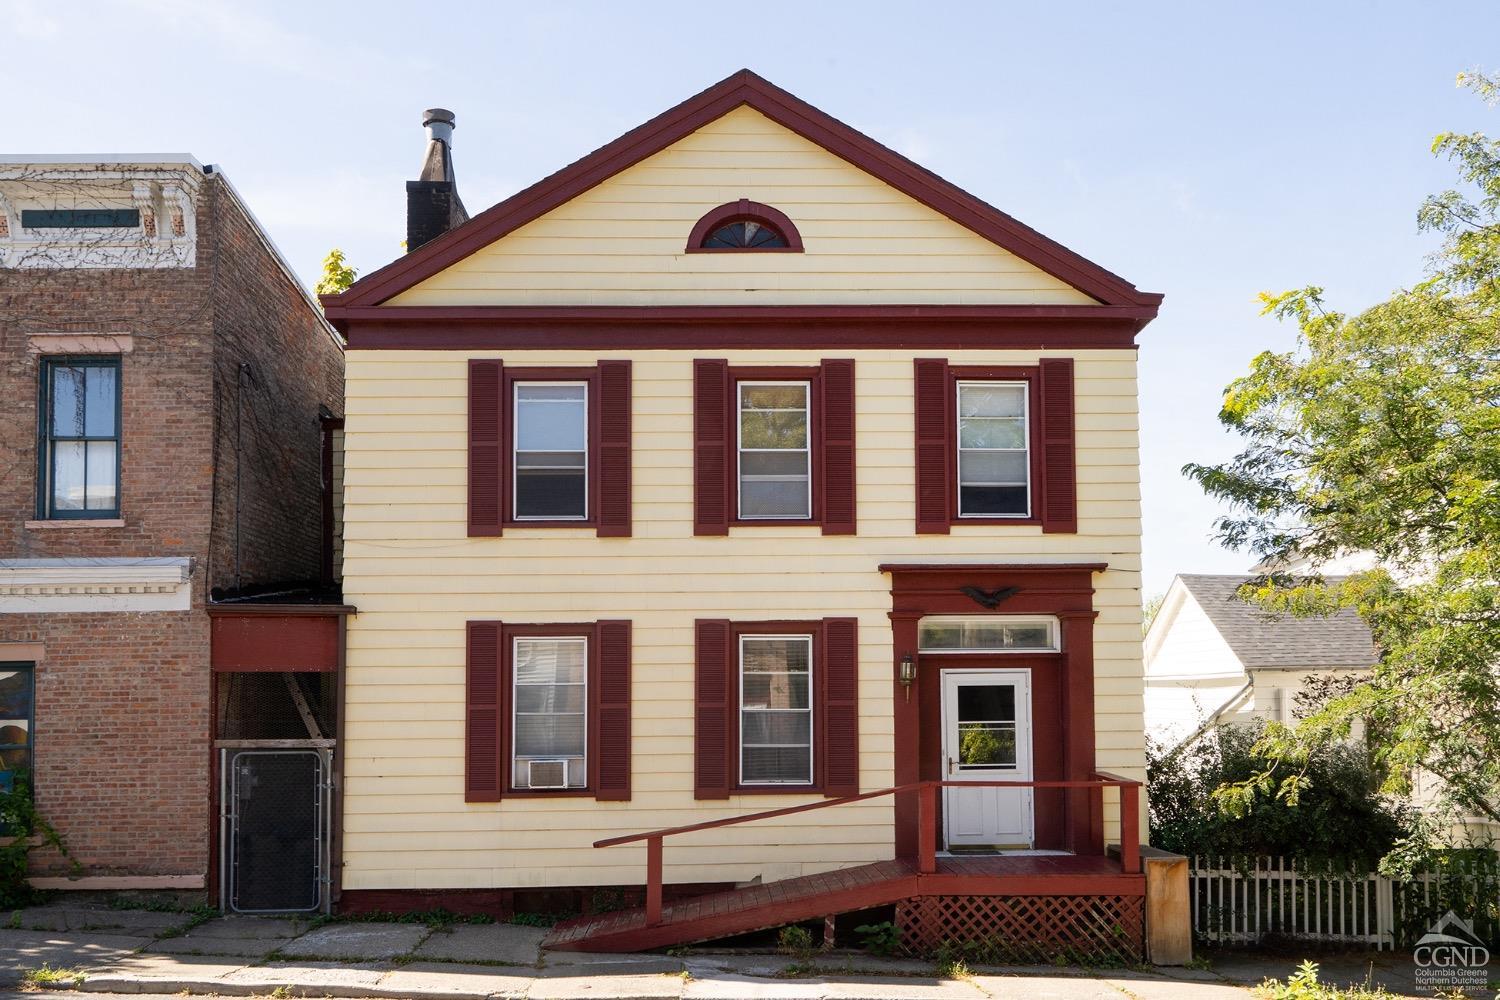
left=594, top=773, right=1141, bottom=926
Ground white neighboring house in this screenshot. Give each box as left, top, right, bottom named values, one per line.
left=1143, top=574, right=1377, bottom=746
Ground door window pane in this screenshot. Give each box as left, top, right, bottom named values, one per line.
left=512, top=638, right=587, bottom=789
left=513, top=383, right=587, bottom=520
left=738, top=382, right=810, bottom=519
left=739, top=636, right=813, bottom=784
left=956, top=684, right=1017, bottom=769
left=957, top=381, right=1028, bottom=517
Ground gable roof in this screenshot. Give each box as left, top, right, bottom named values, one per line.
left=1177, top=574, right=1378, bottom=670
left=329, top=70, right=1163, bottom=311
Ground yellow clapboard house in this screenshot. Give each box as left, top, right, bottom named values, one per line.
left=322, top=71, right=1164, bottom=956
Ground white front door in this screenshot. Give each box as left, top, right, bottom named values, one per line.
left=940, top=669, right=1034, bottom=850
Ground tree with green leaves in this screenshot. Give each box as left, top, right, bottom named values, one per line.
left=1184, top=71, right=1500, bottom=865
left=314, top=247, right=358, bottom=299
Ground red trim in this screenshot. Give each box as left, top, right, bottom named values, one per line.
left=210, top=613, right=341, bottom=672
left=468, top=360, right=505, bottom=536
left=693, top=618, right=856, bottom=799
left=465, top=620, right=631, bottom=802
left=503, top=366, right=601, bottom=529
left=336, top=305, right=1151, bottom=349
left=468, top=362, right=631, bottom=536
left=497, top=623, right=602, bottom=798
left=727, top=366, right=822, bottom=527
left=915, top=361, right=1077, bottom=533
left=595, top=362, right=633, bottom=537
left=325, top=71, right=1160, bottom=311
left=1038, top=358, right=1078, bottom=534
left=685, top=199, right=804, bottom=253
left=947, top=365, right=1043, bottom=527
left=693, top=361, right=731, bottom=536
left=882, top=563, right=1106, bottom=859
left=465, top=621, right=504, bottom=802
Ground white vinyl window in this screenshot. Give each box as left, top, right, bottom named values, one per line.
left=917, top=616, right=1059, bottom=653
left=957, top=381, right=1029, bottom=518
left=513, top=383, right=588, bottom=520
left=739, top=635, right=813, bottom=785
left=737, top=382, right=811, bottom=519
left=511, top=637, right=587, bottom=789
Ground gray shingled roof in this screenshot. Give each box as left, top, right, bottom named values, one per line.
left=1177, top=574, right=1378, bottom=669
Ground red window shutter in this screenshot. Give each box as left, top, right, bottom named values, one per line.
left=468, top=360, right=504, bottom=536
left=694, top=619, right=732, bottom=799
left=819, top=359, right=857, bottom=535
left=594, top=620, right=632, bottom=800
left=821, top=617, right=860, bottom=798
left=1039, top=357, right=1078, bottom=533
left=465, top=620, right=504, bottom=802
left=596, top=360, right=633, bottom=538
left=913, top=358, right=951, bottom=534
left=693, top=360, right=730, bottom=536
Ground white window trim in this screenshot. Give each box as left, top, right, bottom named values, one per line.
left=738, top=633, right=815, bottom=786
left=917, top=615, right=1060, bottom=653
left=510, top=635, right=589, bottom=790
left=956, top=380, right=1031, bottom=519
left=511, top=381, right=589, bottom=522
left=736, top=380, right=812, bottom=521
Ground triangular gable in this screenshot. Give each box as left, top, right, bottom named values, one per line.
left=332, top=71, right=1161, bottom=311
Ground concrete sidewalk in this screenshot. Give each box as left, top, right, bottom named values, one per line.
left=0, top=902, right=1481, bottom=999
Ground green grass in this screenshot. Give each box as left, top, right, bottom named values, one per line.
left=1254, top=961, right=1403, bottom=999
left=18, top=963, right=85, bottom=989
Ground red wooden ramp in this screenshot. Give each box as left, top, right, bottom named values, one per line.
left=542, top=855, right=1141, bottom=953
left=546, top=777, right=1146, bottom=954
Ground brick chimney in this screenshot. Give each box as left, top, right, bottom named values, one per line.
left=406, top=108, right=469, bottom=252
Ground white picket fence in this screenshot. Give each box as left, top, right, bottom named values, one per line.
left=1189, top=855, right=1500, bottom=950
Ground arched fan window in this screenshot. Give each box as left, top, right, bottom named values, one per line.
left=687, top=199, right=804, bottom=253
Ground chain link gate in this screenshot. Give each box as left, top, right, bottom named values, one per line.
left=220, top=748, right=332, bottom=914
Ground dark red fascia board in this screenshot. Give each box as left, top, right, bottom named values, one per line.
left=325, top=69, right=1164, bottom=312
left=333, top=304, right=1154, bottom=350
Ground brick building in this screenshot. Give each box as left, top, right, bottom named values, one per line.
left=0, top=156, right=345, bottom=902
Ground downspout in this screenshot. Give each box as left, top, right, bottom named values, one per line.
left=1167, top=676, right=1255, bottom=757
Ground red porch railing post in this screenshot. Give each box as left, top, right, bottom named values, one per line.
left=917, top=782, right=937, bottom=874
left=646, top=836, right=663, bottom=926
left=1120, top=782, right=1140, bottom=874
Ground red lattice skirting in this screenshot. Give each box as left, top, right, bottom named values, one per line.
left=897, top=894, right=1145, bottom=964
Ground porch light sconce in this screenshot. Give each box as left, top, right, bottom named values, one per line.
left=899, top=653, right=916, bottom=702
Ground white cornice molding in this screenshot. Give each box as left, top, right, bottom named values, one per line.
left=0, top=557, right=192, bottom=612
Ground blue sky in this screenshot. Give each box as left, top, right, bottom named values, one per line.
left=6, top=1, right=1494, bottom=595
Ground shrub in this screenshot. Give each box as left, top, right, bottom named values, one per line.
left=776, top=924, right=817, bottom=961
left=1148, top=722, right=1410, bottom=867
left=853, top=920, right=902, bottom=956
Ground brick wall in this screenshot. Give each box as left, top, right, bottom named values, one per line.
left=205, top=180, right=345, bottom=595
left=0, top=169, right=344, bottom=883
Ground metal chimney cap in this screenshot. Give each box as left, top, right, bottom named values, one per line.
left=422, top=108, right=456, bottom=128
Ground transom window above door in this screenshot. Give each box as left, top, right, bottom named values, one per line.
left=737, top=382, right=811, bottom=519
left=513, top=382, right=587, bottom=521
left=918, top=616, right=1059, bottom=653
left=957, top=381, right=1029, bottom=518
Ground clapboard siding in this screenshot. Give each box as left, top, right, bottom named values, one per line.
left=385, top=106, right=1098, bottom=308
left=340, top=347, right=1144, bottom=891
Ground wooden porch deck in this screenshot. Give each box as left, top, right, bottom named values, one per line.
left=542, top=853, right=1143, bottom=953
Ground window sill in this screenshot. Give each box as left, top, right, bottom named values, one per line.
left=503, top=788, right=596, bottom=799
left=732, top=785, right=826, bottom=796
left=24, top=519, right=125, bottom=530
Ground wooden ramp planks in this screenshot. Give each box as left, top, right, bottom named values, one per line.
left=542, top=855, right=1144, bottom=953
